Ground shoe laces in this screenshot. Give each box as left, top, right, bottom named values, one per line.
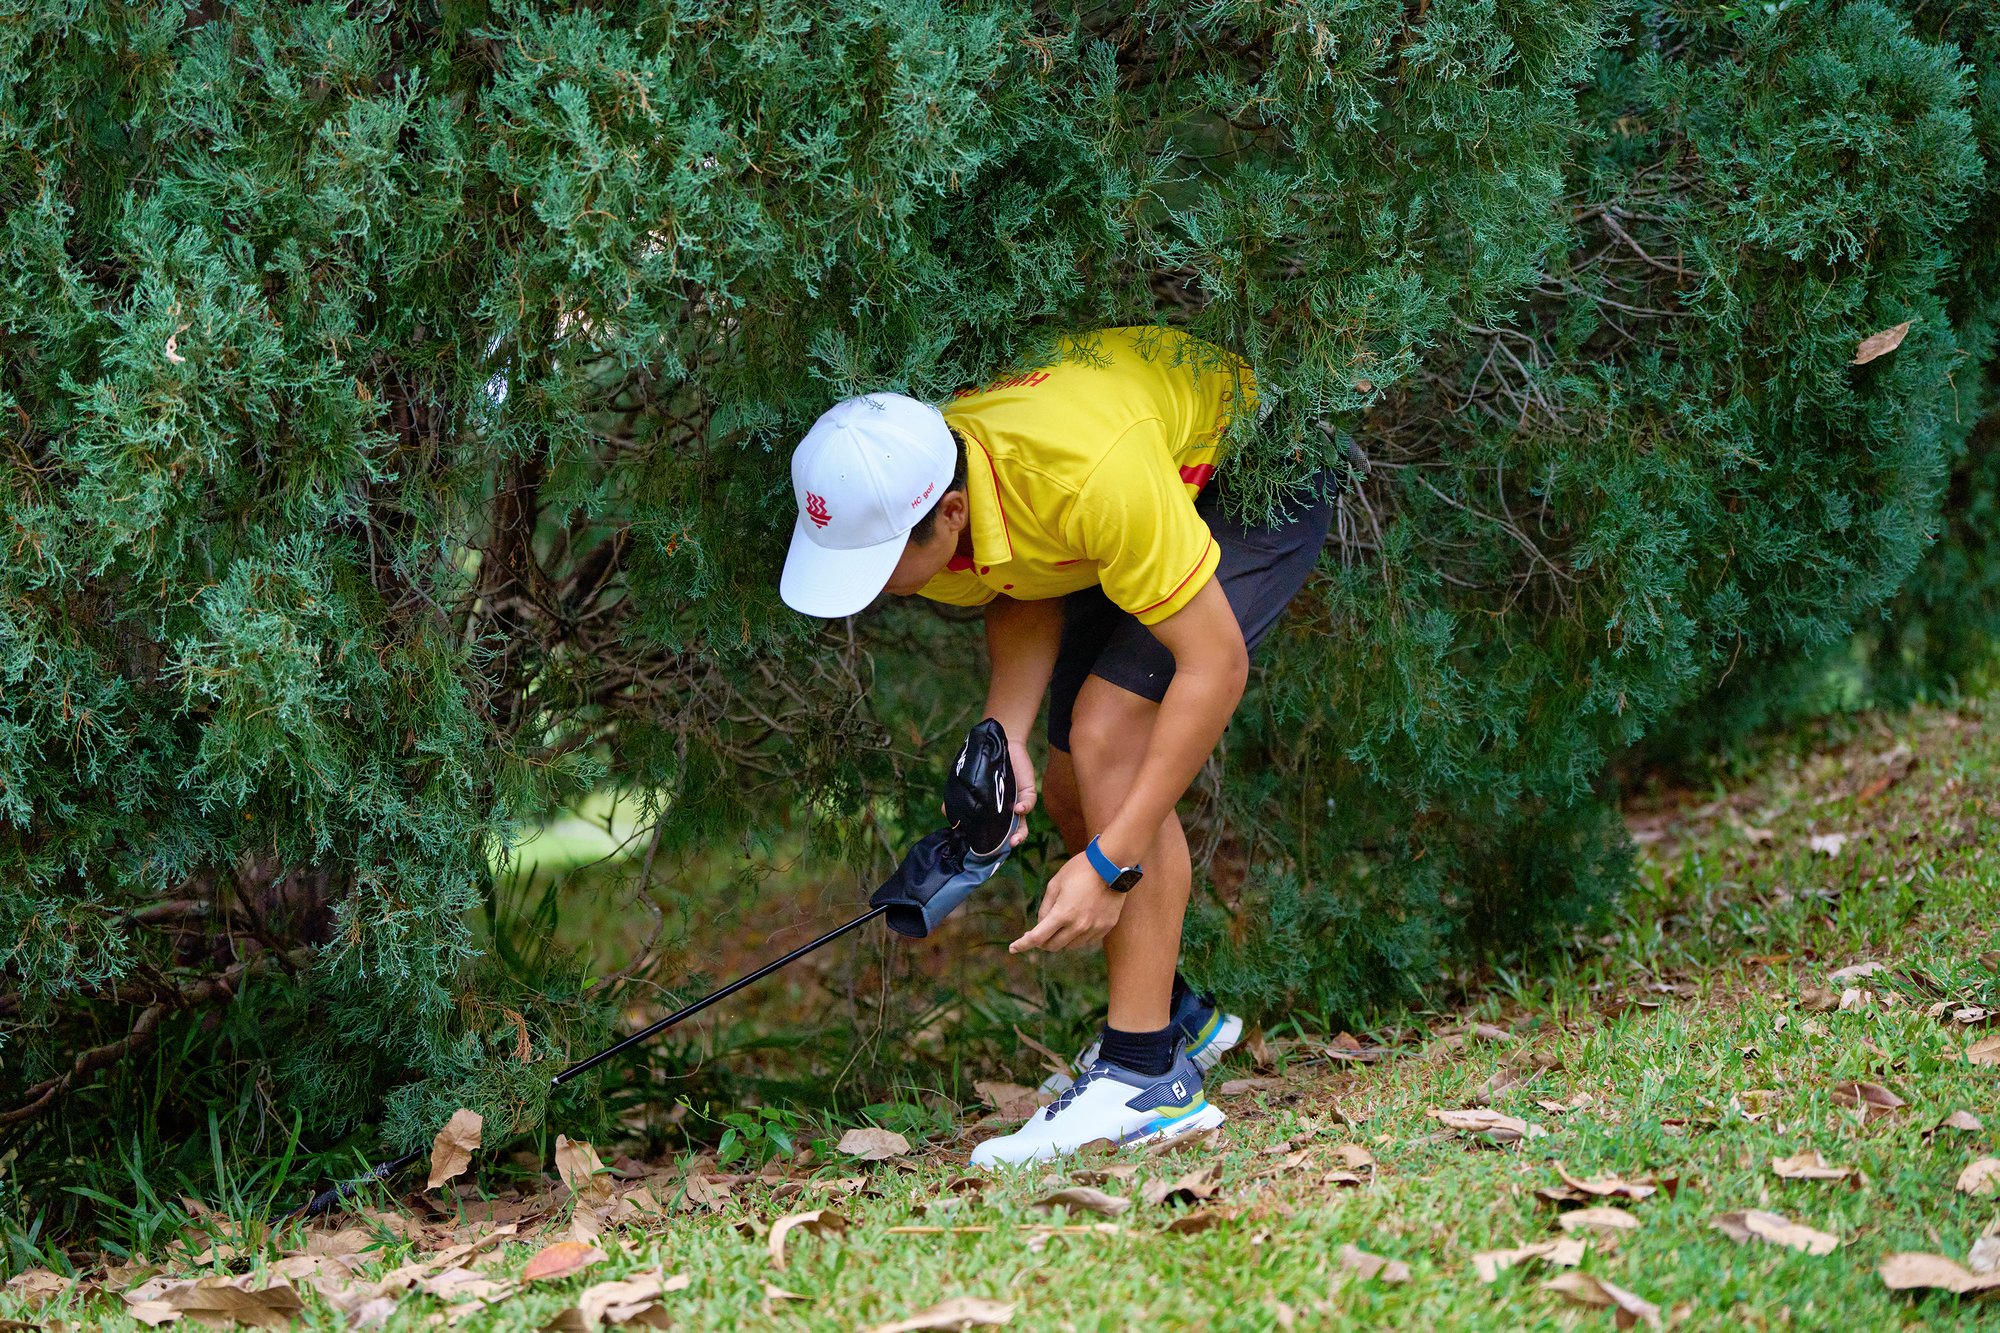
left=1046, top=1065, right=1106, bottom=1117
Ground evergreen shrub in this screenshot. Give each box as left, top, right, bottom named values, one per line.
left=1183, top=2, right=1990, bottom=1014
left=1646, top=1, right=2000, bottom=751
left=0, top=0, right=1610, bottom=1232
left=2, top=0, right=1990, bottom=1240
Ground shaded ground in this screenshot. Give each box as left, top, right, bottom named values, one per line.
left=7, top=702, right=2000, bottom=1330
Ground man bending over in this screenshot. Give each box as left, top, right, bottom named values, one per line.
left=778, top=327, right=1332, bottom=1165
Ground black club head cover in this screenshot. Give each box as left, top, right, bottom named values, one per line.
left=870, top=719, right=1021, bottom=938
left=868, top=824, right=1017, bottom=939
left=943, top=718, right=1017, bottom=857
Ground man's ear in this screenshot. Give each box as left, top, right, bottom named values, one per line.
left=937, top=488, right=970, bottom=534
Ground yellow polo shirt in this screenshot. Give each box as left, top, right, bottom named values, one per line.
left=918, top=327, right=1256, bottom=625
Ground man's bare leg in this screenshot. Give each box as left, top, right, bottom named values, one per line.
left=1040, top=747, right=1088, bottom=857
left=1066, top=675, right=1190, bottom=1035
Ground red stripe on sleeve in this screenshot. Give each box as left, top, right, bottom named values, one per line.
left=1135, top=538, right=1219, bottom=618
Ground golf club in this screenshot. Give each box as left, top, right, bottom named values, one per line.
left=297, top=719, right=1019, bottom=1218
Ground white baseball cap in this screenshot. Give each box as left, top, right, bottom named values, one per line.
left=780, top=392, right=957, bottom=617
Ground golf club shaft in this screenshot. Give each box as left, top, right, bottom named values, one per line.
left=297, top=1147, right=424, bottom=1220
left=549, top=904, right=889, bottom=1088
left=299, top=903, right=889, bottom=1217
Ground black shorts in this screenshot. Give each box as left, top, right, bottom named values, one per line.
left=1046, top=471, right=1335, bottom=753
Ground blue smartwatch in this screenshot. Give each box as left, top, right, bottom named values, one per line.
left=1084, top=835, right=1144, bottom=893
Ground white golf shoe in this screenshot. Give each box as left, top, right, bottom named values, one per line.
left=971, top=1051, right=1224, bottom=1168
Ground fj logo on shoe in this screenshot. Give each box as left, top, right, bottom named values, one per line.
left=1172, top=1079, right=1187, bottom=1100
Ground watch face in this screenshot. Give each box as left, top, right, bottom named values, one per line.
left=1109, top=867, right=1144, bottom=894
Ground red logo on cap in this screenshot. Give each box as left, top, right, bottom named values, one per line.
left=805, top=492, right=831, bottom=528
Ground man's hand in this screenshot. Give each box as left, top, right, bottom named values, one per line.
left=1010, top=852, right=1125, bottom=953
left=1007, top=734, right=1037, bottom=848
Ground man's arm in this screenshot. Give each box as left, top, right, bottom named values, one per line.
left=1010, top=576, right=1245, bottom=952
left=982, top=595, right=1066, bottom=842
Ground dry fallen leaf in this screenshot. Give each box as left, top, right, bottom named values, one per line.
left=1070, top=1164, right=1137, bottom=1187
left=1255, top=1147, right=1314, bottom=1179
left=427, top=1108, right=483, bottom=1190
left=522, top=1241, right=607, bottom=1283
left=1771, top=1149, right=1860, bottom=1183
left=1711, top=1210, right=1839, bottom=1255
left=1958, top=1157, right=2000, bottom=1197
left=162, top=1276, right=305, bottom=1330
left=838, top=1127, right=912, bottom=1161
left=1557, top=1167, right=1659, bottom=1202
left=542, top=1269, right=688, bottom=1329
left=569, top=1205, right=606, bottom=1243
left=1799, top=987, right=1840, bottom=1013
left=1142, top=1164, right=1222, bottom=1207
left=422, top=1266, right=512, bottom=1303
left=347, top=1295, right=399, bottom=1329
left=865, top=1295, right=1017, bottom=1333
left=1217, top=1078, right=1280, bottom=1097
left=555, top=1136, right=612, bottom=1205
left=974, top=1081, right=1047, bottom=1120
left=1808, top=832, right=1849, bottom=857
left=768, top=1209, right=849, bottom=1271
left=1839, top=987, right=1881, bottom=1012
left=1030, top=1187, right=1128, bottom=1218
left=1558, top=1206, right=1641, bottom=1235
left=1144, top=1124, right=1225, bottom=1156
left=303, top=1228, right=374, bottom=1259
left=1332, top=1144, right=1376, bottom=1172
left=1477, top=1065, right=1537, bottom=1103
left=1162, top=1208, right=1229, bottom=1235
left=126, top=1299, right=181, bottom=1327
left=1535, top=1093, right=1596, bottom=1116
left=1929, top=1111, right=1987, bottom=1141
left=1853, top=319, right=1914, bottom=365
left=1830, top=1080, right=1906, bottom=1121
left=1970, top=1233, right=2000, bottom=1277
left=1967, top=1033, right=2000, bottom=1068
left=681, top=1173, right=734, bottom=1210
left=1472, top=1238, right=1586, bottom=1283
left=1336, top=1243, right=1410, bottom=1283
left=1429, top=1107, right=1546, bottom=1146
left=1325, top=1032, right=1390, bottom=1063
left=8, top=1271, right=67, bottom=1306
left=1828, top=961, right=1888, bottom=984
left=1878, top=1252, right=2000, bottom=1296
left=1543, top=1271, right=1663, bottom=1329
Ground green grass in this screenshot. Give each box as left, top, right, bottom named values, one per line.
left=8, top=701, right=2000, bottom=1329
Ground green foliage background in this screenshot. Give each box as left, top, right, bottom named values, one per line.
left=2, top=0, right=1995, bottom=1245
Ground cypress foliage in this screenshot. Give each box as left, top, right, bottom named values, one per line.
left=1185, top=2, right=1988, bottom=1013
left=1, top=0, right=1610, bottom=1227
left=1682, top=0, right=2000, bottom=733
left=1859, top=1, right=2000, bottom=698
left=4, top=0, right=1990, bottom=1236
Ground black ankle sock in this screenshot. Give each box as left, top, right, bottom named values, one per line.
left=1169, top=972, right=1192, bottom=1011
left=1100, top=1023, right=1176, bottom=1078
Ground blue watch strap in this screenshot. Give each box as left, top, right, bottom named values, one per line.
left=1084, top=835, right=1136, bottom=886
